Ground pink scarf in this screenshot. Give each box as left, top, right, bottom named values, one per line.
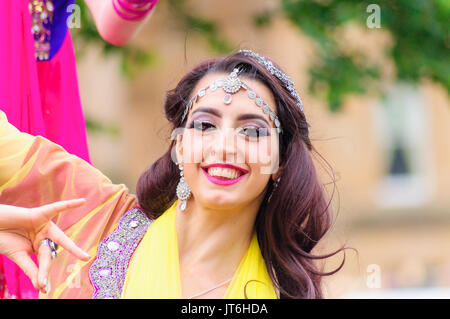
left=0, top=0, right=91, bottom=299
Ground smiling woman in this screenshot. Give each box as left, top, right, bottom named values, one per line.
left=136, top=51, right=346, bottom=299
left=0, top=50, right=345, bottom=299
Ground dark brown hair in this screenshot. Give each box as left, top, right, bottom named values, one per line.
left=136, top=51, right=345, bottom=299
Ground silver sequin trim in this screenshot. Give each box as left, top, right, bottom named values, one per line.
left=89, top=208, right=153, bottom=299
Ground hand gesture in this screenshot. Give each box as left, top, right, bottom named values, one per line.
left=0, top=199, right=91, bottom=294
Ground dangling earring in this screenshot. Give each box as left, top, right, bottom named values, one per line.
left=267, top=176, right=281, bottom=203
left=176, top=163, right=191, bottom=211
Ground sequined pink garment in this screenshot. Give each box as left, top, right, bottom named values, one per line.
left=0, top=0, right=91, bottom=299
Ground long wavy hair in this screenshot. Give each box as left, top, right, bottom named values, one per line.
left=136, top=51, right=345, bottom=299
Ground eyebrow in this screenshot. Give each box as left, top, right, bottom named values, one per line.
left=190, top=106, right=271, bottom=126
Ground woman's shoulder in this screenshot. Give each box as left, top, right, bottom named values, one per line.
left=89, top=206, right=154, bottom=299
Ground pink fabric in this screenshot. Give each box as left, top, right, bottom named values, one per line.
left=0, top=0, right=91, bottom=299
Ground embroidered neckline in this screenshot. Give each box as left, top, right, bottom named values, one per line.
left=89, top=207, right=153, bottom=299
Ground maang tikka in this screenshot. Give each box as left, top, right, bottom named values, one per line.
left=181, top=67, right=283, bottom=134
left=176, top=163, right=191, bottom=211
left=181, top=50, right=308, bottom=135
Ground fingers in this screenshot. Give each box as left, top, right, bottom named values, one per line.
left=8, top=251, right=39, bottom=290
left=36, top=198, right=87, bottom=222
left=37, top=243, right=52, bottom=294
left=46, top=222, right=90, bottom=261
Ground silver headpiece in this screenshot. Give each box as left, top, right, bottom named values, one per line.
left=238, top=49, right=304, bottom=113
left=181, top=68, right=282, bottom=134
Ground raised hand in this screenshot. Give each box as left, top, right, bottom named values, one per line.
left=0, top=199, right=91, bottom=294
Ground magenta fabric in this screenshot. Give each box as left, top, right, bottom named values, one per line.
left=0, top=0, right=91, bottom=299
left=34, top=33, right=91, bottom=162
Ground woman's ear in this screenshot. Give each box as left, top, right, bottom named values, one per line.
left=271, top=165, right=283, bottom=182
left=175, top=133, right=183, bottom=164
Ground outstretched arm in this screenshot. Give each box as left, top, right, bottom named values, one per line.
left=83, top=0, right=158, bottom=46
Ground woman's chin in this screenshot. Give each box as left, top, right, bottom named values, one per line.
left=195, top=193, right=242, bottom=208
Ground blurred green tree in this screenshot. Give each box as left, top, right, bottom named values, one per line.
left=258, top=0, right=449, bottom=111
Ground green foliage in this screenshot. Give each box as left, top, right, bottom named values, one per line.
left=167, top=0, right=234, bottom=54
left=253, top=11, right=273, bottom=28
left=280, top=0, right=449, bottom=110
left=85, top=116, right=120, bottom=136
left=309, top=54, right=380, bottom=111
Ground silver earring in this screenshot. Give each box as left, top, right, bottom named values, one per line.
left=176, top=163, right=191, bottom=211
left=267, top=176, right=281, bottom=203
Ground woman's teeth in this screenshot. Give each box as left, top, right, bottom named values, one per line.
left=207, top=167, right=243, bottom=180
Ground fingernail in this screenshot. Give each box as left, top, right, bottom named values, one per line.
left=43, top=278, right=49, bottom=293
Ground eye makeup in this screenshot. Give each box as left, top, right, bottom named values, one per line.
left=188, top=117, right=271, bottom=140
left=188, top=119, right=216, bottom=131
left=190, top=106, right=272, bottom=128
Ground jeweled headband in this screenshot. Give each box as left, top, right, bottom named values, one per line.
left=181, top=50, right=306, bottom=134
left=181, top=67, right=283, bottom=134
left=238, top=50, right=304, bottom=113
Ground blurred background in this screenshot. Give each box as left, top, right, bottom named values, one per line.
left=71, top=0, right=449, bottom=298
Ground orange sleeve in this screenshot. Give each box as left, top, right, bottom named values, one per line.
left=0, top=110, right=139, bottom=298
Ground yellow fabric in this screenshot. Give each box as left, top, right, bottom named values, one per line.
left=122, top=200, right=277, bottom=299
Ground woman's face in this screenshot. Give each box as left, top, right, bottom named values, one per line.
left=176, top=72, right=281, bottom=210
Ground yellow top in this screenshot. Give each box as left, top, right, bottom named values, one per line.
left=122, top=200, right=277, bottom=299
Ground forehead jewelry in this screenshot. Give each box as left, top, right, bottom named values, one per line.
left=238, top=49, right=304, bottom=114
left=181, top=68, right=283, bottom=134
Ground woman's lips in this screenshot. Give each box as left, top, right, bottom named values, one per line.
left=201, top=167, right=248, bottom=186
left=202, top=163, right=249, bottom=174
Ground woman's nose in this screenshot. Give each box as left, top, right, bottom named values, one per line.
left=209, top=127, right=239, bottom=163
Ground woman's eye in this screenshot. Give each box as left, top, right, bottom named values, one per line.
left=190, top=120, right=215, bottom=131
left=240, top=127, right=269, bottom=138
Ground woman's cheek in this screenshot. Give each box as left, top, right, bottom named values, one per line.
left=182, top=131, right=204, bottom=164
left=247, top=139, right=275, bottom=175
left=263, top=136, right=280, bottom=175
